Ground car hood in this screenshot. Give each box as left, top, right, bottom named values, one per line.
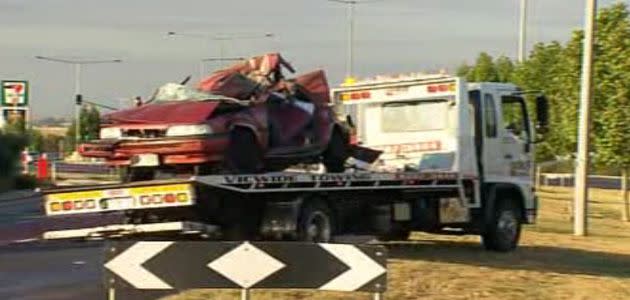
left=105, top=101, right=220, bottom=125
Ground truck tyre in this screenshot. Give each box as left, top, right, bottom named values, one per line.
left=379, top=224, right=411, bottom=241
left=322, top=130, right=349, bottom=173
left=225, top=127, right=263, bottom=174
left=297, top=200, right=333, bottom=242
left=481, top=198, right=522, bottom=252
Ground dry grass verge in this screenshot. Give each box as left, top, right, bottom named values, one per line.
left=166, top=187, right=630, bottom=300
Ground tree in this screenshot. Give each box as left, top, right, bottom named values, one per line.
left=0, top=125, right=28, bottom=178
left=455, top=53, right=515, bottom=83
left=464, top=3, right=630, bottom=182
left=470, top=52, right=499, bottom=82
left=495, top=56, right=515, bottom=83
left=513, top=41, right=575, bottom=161
left=455, top=63, right=473, bottom=80
left=81, top=105, right=101, bottom=142
left=66, top=105, right=101, bottom=152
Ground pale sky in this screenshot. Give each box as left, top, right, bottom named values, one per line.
left=0, top=0, right=624, bottom=118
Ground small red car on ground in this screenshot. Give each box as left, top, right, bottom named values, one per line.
left=79, top=54, right=350, bottom=180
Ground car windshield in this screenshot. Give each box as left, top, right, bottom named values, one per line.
left=152, top=83, right=225, bottom=102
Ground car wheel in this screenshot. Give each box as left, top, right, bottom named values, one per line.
left=225, top=127, right=263, bottom=174
left=297, top=200, right=333, bottom=243
left=481, top=198, right=522, bottom=252
left=322, top=130, right=349, bottom=173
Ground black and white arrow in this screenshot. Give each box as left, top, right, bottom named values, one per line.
left=104, top=241, right=387, bottom=295
left=104, top=241, right=174, bottom=290
left=318, top=244, right=386, bottom=291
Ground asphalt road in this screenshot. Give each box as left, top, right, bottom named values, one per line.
left=0, top=194, right=121, bottom=300
left=0, top=241, right=104, bottom=300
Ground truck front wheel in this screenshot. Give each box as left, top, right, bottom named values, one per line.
left=297, top=200, right=333, bottom=243
left=481, top=199, right=522, bottom=252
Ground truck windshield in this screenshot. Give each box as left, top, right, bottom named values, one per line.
left=381, top=99, right=448, bottom=132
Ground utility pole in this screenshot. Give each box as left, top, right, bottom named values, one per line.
left=35, top=56, right=122, bottom=151
left=518, top=0, right=528, bottom=62
left=574, top=0, right=598, bottom=236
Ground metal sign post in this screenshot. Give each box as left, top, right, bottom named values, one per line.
left=104, top=241, right=387, bottom=300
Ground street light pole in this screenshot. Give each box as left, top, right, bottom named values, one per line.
left=518, top=0, right=528, bottom=62
left=35, top=56, right=122, bottom=151
left=199, top=57, right=245, bottom=79
left=167, top=32, right=274, bottom=78
left=329, top=0, right=382, bottom=82
left=574, top=0, right=598, bottom=237
left=347, top=2, right=355, bottom=79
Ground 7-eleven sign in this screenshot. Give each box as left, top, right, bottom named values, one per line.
left=2, top=81, right=29, bottom=106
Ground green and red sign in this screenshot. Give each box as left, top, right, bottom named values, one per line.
left=1, top=80, right=29, bottom=106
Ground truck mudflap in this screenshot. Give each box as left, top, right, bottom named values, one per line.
left=42, top=221, right=219, bottom=240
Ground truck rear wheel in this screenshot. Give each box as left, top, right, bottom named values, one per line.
left=297, top=200, right=333, bottom=243
left=379, top=225, right=411, bottom=241
left=481, top=198, right=522, bottom=252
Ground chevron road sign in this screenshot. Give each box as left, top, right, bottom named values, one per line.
left=104, top=241, right=387, bottom=300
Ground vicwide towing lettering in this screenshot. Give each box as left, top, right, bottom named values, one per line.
left=223, top=175, right=297, bottom=184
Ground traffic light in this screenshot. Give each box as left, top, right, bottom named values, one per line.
left=75, top=94, right=83, bottom=106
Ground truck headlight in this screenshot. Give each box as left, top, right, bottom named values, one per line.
left=166, top=124, right=213, bottom=137
left=100, top=127, right=122, bottom=139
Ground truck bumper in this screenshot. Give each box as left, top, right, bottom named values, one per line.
left=43, top=221, right=220, bottom=240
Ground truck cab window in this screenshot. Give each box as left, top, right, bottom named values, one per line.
left=483, top=94, right=497, bottom=138
left=501, top=96, right=529, bottom=141
left=381, top=100, right=448, bottom=132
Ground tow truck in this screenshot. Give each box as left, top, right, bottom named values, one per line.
left=41, top=73, right=548, bottom=252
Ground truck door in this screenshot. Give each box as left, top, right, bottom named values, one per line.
left=500, top=96, right=533, bottom=183
left=480, top=92, right=509, bottom=180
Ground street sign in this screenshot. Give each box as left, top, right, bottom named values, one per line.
left=1, top=80, right=28, bottom=106
left=104, top=241, right=387, bottom=300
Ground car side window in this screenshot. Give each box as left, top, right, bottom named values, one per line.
left=484, top=94, right=497, bottom=138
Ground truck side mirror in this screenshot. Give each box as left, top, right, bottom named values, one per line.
left=535, top=95, right=549, bottom=134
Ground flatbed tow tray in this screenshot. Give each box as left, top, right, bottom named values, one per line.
left=40, top=171, right=470, bottom=240
left=194, top=171, right=468, bottom=193
left=42, top=171, right=467, bottom=195
left=41, top=178, right=194, bottom=195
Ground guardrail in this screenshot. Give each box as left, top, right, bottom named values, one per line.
left=539, top=173, right=624, bottom=190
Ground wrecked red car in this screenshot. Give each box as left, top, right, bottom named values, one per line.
left=79, top=53, right=350, bottom=179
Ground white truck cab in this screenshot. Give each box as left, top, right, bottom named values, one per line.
left=332, top=73, right=548, bottom=233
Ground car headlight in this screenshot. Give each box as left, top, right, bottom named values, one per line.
left=100, top=127, right=122, bottom=139
left=166, top=124, right=213, bottom=137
